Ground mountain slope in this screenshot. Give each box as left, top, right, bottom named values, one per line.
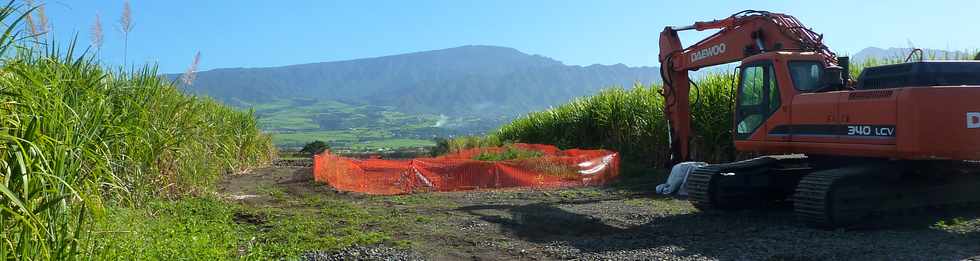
left=172, top=45, right=659, bottom=116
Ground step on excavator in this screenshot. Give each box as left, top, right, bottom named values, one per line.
left=659, top=10, right=980, bottom=228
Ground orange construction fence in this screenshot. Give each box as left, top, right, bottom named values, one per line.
left=312, top=143, right=620, bottom=195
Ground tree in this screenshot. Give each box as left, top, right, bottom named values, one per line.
left=429, top=137, right=450, bottom=157
left=301, top=140, right=329, bottom=155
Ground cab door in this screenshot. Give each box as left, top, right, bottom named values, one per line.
left=735, top=62, right=780, bottom=142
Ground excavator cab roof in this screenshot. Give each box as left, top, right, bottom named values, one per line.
left=738, top=51, right=826, bottom=66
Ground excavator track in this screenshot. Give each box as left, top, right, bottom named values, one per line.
left=793, top=162, right=980, bottom=228
left=686, top=166, right=720, bottom=210
left=792, top=168, right=876, bottom=228
left=792, top=171, right=836, bottom=227
left=689, top=156, right=980, bottom=228
left=687, top=157, right=779, bottom=210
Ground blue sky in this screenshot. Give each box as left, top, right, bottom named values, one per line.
left=46, top=0, right=980, bottom=73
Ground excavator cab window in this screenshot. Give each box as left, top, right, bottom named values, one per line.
left=789, top=61, right=823, bottom=92
left=735, top=63, right=779, bottom=139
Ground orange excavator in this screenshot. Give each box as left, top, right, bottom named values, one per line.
left=659, top=10, right=980, bottom=227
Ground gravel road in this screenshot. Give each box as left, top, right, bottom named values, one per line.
left=230, top=166, right=980, bottom=260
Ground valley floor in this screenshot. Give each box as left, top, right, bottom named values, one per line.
left=219, top=165, right=980, bottom=260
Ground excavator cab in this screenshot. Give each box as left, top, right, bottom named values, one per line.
left=732, top=52, right=844, bottom=145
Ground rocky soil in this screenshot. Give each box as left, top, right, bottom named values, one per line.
left=223, top=166, right=980, bottom=260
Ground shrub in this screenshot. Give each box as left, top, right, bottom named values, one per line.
left=301, top=140, right=329, bottom=155
left=472, top=145, right=543, bottom=161
left=448, top=135, right=502, bottom=153
left=429, top=137, right=450, bottom=157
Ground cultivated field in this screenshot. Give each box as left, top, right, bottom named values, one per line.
left=221, top=165, right=980, bottom=260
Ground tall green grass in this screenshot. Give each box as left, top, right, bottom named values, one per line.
left=481, top=73, right=735, bottom=167
left=0, top=2, right=274, bottom=259
left=849, top=49, right=979, bottom=78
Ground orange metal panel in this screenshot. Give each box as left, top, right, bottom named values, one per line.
left=838, top=89, right=898, bottom=145
left=788, top=92, right=840, bottom=143
left=897, top=87, right=980, bottom=160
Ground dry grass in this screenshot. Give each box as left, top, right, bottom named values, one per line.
left=90, top=13, right=103, bottom=52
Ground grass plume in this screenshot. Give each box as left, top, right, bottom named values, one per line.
left=180, top=51, right=201, bottom=85
left=21, top=0, right=34, bottom=38
left=119, top=0, right=132, bottom=65
left=33, top=0, right=43, bottom=32
left=90, top=13, right=103, bottom=53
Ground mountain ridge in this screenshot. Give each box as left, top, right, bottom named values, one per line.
left=181, top=45, right=656, bottom=74
left=171, top=45, right=660, bottom=117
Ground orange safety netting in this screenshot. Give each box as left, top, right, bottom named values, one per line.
left=312, top=143, right=620, bottom=195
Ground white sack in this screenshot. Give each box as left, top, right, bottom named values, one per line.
left=656, top=161, right=707, bottom=196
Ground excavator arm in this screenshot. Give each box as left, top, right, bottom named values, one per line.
left=658, top=10, right=838, bottom=165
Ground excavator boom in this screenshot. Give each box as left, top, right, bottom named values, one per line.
left=658, top=10, right=837, bottom=164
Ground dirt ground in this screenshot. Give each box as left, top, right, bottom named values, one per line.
left=219, top=166, right=980, bottom=260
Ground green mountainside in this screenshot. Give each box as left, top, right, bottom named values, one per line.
left=168, top=45, right=659, bottom=149
left=172, top=45, right=659, bottom=118
left=242, top=97, right=510, bottom=149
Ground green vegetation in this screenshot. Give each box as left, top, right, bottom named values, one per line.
left=429, top=138, right=450, bottom=156
left=0, top=3, right=274, bottom=259
left=352, top=139, right=436, bottom=150
left=473, top=145, right=544, bottom=161
left=273, top=131, right=436, bottom=151
left=849, top=50, right=978, bottom=78
left=277, top=150, right=311, bottom=160
left=77, top=163, right=454, bottom=260
left=249, top=99, right=437, bottom=133
left=464, top=74, right=734, bottom=168
left=247, top=99, right=446, bottom=151
left=300, top=140, right=330, bottom=155
left=87, top=198, right=247, bottom=259
left=448, top=135, right=503, bottom=153
left=87, top=196, right=400, bottom=260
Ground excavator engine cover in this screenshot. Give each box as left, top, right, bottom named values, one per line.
left=856, top=61, right=980, bottom=90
